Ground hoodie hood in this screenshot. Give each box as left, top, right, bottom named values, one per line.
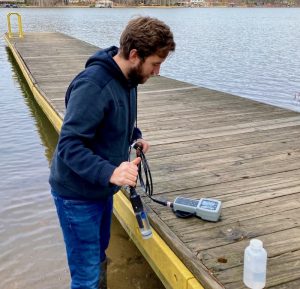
left=85, top=46, right=133, bottom=88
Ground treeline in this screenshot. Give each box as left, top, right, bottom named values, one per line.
left=23, top=0, right=300, bottom=6
left=25, top=0, right=68, bottom=6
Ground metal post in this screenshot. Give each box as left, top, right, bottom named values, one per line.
left=7, top=13, right=24, bottom=38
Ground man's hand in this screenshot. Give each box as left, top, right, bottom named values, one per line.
left=109, top=157, right=141, bottom=187
left=135, top=139, right=150, bottom=154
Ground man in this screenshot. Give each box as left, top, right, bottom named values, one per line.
left=49, top=16, right=175, bottom=289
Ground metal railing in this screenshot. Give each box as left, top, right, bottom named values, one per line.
left=7, top=13, right=24, bottom=38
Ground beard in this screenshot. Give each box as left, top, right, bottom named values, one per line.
left=127, top=61, right=148, bottom=85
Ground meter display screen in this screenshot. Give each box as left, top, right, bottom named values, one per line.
left=199, top=199, right=218, bottom=211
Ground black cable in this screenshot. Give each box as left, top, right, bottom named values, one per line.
left=133, top=143, right=169, bottom=207
left=132, top=143, right=194, bottom=218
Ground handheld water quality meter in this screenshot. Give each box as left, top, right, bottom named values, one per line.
left=173, top=197, right=222, bottom=222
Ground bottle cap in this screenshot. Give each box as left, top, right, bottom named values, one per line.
left=250, top=239, right=263, bottom=249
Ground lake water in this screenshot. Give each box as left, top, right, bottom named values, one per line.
left=0, top=7, right=299, bottom=289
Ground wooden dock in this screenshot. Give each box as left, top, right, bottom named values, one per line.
left=5, top=32, right=300, bottom=289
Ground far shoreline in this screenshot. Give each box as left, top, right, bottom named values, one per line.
left=2, top=3, right=300, bottom=9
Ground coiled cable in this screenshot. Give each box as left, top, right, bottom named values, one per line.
left=132, top=142, right=194, bottom=218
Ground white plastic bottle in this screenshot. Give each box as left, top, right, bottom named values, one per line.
left=243, top=239, right=267, bottom=289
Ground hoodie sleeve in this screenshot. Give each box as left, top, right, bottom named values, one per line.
left=57, top=79, right=116, bottom=186
left=131, top=127, right=142, bottom=143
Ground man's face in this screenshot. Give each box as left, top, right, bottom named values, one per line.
left=128, top=54, right=166, bottom=84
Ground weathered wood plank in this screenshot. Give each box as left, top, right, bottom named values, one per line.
left=146, top=153, right=300, bottom=195
left=199, top=228, right=300, bottom=287
left=198, top=227, right=300, bottom=269
left=214, top=248, right=300, bottom=288
left=183, top=207, right=300, bottom=251
left=149, top=138, right=300, bottom=169
left=269, top=278, right=300, bottom=289
left=146, top=126, right=300, bottom=159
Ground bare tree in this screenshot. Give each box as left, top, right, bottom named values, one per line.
left=25, top=0, right=64, bottom=6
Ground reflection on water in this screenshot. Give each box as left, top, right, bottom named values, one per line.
left=5, top=47, right=59, bottom=163
left=0, top=42, right=164, bottom=289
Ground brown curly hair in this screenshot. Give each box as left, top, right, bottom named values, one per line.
left=119, top=16, right=175, bottom=60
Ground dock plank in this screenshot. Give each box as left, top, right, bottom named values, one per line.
left=210, top=236, right=300, bottom=289
left=184, top=207, right=300, bottom=251
left=6, top=31, right=300, bottom=289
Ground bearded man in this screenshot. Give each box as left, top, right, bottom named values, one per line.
left=49, top=16, right=175, bottom=289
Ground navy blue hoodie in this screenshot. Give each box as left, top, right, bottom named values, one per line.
left=49, top=46, right=142, bottom=200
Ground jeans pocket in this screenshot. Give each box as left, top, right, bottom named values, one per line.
left=62, top=199, right=103, bottom=241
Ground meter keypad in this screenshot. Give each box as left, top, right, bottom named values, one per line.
left=176, top=197, right=199, bottom=207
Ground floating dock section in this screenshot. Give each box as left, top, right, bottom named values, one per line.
left=5, top=31, right=300, bottom=289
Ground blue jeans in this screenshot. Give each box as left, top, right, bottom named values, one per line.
left=52, top=191, right=113, bottom=289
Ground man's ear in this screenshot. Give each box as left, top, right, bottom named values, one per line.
left=128, top=49, right=139, bottom=64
